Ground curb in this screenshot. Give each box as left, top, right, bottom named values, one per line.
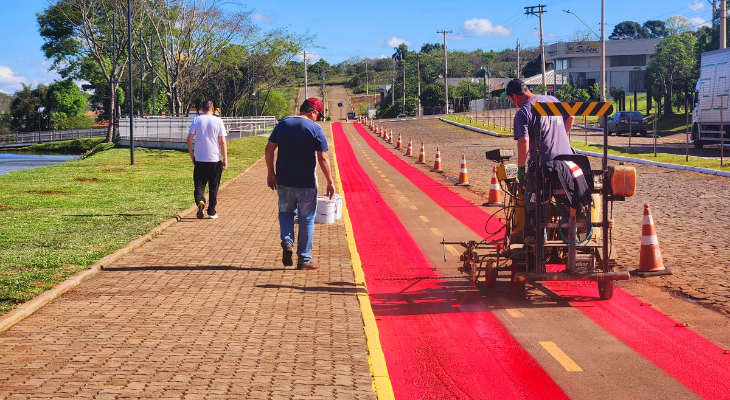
left=574, top=149, right=730, bottom=177
left=0, top=155, right=265, bottom=335
left=439, top=118, right=503, bottom=137
left=575, top=123, right=603, bottom=131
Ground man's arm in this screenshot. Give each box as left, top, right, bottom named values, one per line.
left=187, top=133, right=195, bottom=164
left=265, top=142, right=278, bottom=190
left=218, top=135, right=228, bottom=171
left=564, top=116, right=575, bottom=134
left=517, top=137, right=529, bottom=167
left=317, top=151, right=335, bottom=198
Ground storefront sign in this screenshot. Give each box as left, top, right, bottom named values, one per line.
left=565, top=41, right=599, bottom=54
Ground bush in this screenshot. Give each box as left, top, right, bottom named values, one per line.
left=51, top=112, right=94, bottom=130
left=81, top=142, right=115, bottom=159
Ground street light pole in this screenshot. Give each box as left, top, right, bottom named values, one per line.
left=127, top=0, right=135, bottom=165
left=417, top=53, right=422, bottom=116
left=437, top=30, right=452, bottom=114
left=402, top=61, right=406, bottom=115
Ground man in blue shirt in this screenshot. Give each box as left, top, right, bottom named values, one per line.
left=265, top=98, right=335, bottom=270
left=505, top=79, right=574, bottom=242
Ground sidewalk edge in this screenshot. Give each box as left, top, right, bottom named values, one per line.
left=0, top=155, right=265, bottom=335
left=331, top=122, right=395, bottom=400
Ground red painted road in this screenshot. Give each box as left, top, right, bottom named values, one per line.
left=333, top=122, right=568, bottom=400
left=346, top=121, right=730, bottom=400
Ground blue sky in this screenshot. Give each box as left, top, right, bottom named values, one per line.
left=0, top=0, right=714, bottom=94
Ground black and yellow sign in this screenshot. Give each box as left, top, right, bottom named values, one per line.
left=531, top=101, right=613, bottom=117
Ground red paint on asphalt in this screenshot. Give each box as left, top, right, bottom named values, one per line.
left=349, top=122, right=730, bottom=400
left=333, top=122, right=568, bottom=400
left=351, top=123, right=503, bottom=240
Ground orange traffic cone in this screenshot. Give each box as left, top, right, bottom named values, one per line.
left=483, top=166, right=503, bottom=206
left=632, top=204, right=671, bottom=276
left=431, top=147, right=443, bottom=173
left=416, top=143, right=426, bottom=164
left=405, top=139, right=413, bottom=156
left=383, top=130, right=389, bottom=142
left=454, top=155, right=470, bottom=186
left=388, top=130, right=394, bottom=144
left=395, top=133, right=402, bottom=149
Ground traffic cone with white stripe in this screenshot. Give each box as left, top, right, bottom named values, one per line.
left=405, top=139, right=413, bottom=156
left=383, top=130, right=389, bottom=142
left=395, top=133, right=402, bottom=149
left=388, top=130, right=394, bottom=144
left=632, top=204, right=671, bottom=276
left=454, top=155, right=471, bottom=186
left=415, top=143, right=426, bottom=164
left=483, top=166, right=503, bottom=206
left=430, top=147, right=443, bottom=173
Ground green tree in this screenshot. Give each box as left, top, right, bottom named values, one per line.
left=645, top=33, right=697, bottom=115
left=575, top=89, right=590, bottom=102
left=643, top=20, right=667, bottom=38
left=47, top=80, right=87, bottom=117
left=10, top=84, right=50, bottom=132
left=610, top=21, right=649, bottom=39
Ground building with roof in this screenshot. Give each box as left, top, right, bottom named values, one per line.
left=545, top=38, right=661, bottom=94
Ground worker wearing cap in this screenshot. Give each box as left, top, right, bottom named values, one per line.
left=265, top=98, right=335, bottom=270
left=504, top=79, right=574, bottom=240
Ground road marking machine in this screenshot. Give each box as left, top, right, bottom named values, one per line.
left=442, top=101, right=637, bottom=300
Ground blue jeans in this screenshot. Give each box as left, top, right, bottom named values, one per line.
left=277, top=186, right=318, bottom=264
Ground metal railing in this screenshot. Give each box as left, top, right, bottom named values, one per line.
left=0, top=127, right=107, bottom=147
left=118, top=116, right=277, bottom=142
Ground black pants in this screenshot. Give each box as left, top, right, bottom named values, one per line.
left=193, top=161, right=223, bottom=215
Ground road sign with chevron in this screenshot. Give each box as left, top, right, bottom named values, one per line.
left=531, top=101, right=614, bottom=117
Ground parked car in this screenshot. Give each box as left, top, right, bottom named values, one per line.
left=607, top=111, right=648, bottom=136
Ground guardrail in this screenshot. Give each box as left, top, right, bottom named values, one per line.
left=119, top=116, right=277, bottom=142
left=0, top=127, right=108, bottom=147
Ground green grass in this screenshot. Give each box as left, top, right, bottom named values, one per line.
left=443, top=115, right=513, bottom=137
left=570, top=140, right=730, bottom=172
left=0, top=135, right=268, bottom=314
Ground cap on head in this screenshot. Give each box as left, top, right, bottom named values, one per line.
left=304, top=97, right=324, bottom=115
left=505, top=79, right=527, bottom=97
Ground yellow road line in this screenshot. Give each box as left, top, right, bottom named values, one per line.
left=380, top=174, right=386, bottom=177
left=394, top=190, right=402, bottom=194
left=419, top=216, right=430, bottom=223
left=496, top=297, right=525, bottom=318
left=331, top=122, right=395, bottom=399
left=444, top=245, right=460, bottom=256
left=539, top=341, right=583, bottom=372
left=430, top=227, right=443, bottom=236
left=408, top=204, right=417, bottom=210
left=384, top=179, right=391, bottom=182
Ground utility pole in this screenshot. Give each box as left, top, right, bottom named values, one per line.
left=151, top=35, right=155, bottom=115
left=417, top=53, right=422, bottom=116
left=437, top=30, right=452, bottom=114
left=139, top=30, right=144, bottom=117
left=722, top=0, right=727, bottom=49
left=126, top=0, right=134, bottom=165
left=303, top=51, right=308, bottom=99
left=525, top=5, right=547, bottom=92
left=516, top=39, right=520, bottom=78
left=112, top=13, right=117, bottom=139
left=600, top=0, right=606, bottom=101
left=402, top=61, right=406, bottom=115
left=366, top=61, right=369, bottom=117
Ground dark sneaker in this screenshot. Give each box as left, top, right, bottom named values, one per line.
left=282, top=243, right=293, bottom=266
left=296, top=262, right=320, bottom=270
left=197, top=201, right=205, bottom=219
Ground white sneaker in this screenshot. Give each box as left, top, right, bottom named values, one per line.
left=208, top=214, right=218, bottom=219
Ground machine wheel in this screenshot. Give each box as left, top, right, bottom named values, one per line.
left=511, top=274, right=526, bottom=300
left=485, top=262, right=498, bottom=289
left=693, top=125, right=704, bottom=149
left=598, top=280, right=614, bottom=300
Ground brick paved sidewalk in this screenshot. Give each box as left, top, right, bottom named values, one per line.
left=0, top=150, right=376, bottom=399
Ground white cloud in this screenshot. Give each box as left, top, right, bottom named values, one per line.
left=688, top=16, right=711, bottom=28
left=462, top=18, right=511, bottom=37
left=294, top=51, right=320, bottom=62
left=252, top=12, right=276, bottom=24
left=0, top=65, right=29, bottom=94
left=387, top=36, right=412, bottom=48
left=688, top=1, right=705, bottom=11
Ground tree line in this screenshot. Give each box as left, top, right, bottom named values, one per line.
left=0, top=0, right=313, bottom=141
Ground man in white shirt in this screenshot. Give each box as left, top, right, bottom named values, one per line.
left=187, top=100, right=228, bottom=219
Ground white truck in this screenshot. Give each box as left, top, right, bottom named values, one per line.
left=693, top=47, right=730, bottom=148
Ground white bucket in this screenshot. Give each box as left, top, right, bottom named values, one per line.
left=315, top=197, right=336, bottom=224
left=333, top=194, right=343, bottom=219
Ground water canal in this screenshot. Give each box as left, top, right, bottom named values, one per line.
left=0, top=152, right=79, bottom=175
